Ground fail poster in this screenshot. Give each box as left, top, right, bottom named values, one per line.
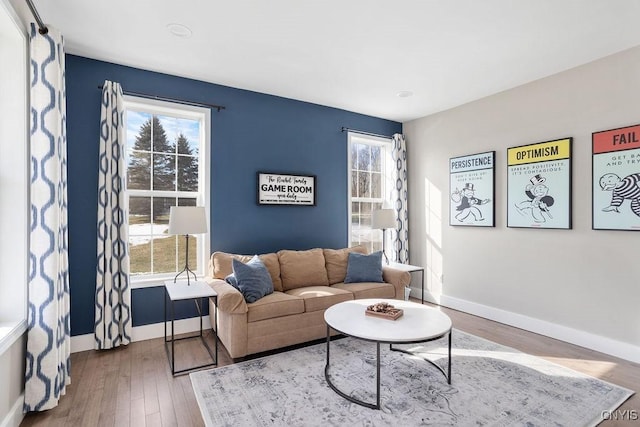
left=592, top=124, right=640, bottom=231
left=507, top=138, right=572, bottom=229
left=449, top=151, right=495, bottom=227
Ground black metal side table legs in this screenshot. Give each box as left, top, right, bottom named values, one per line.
left=164, top=291, right=218, bottom=376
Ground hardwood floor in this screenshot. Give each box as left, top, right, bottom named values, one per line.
left=20, top=301, right=639, bottom=426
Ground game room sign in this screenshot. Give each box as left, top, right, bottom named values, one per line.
left=257, top=172, right=316, bottom=206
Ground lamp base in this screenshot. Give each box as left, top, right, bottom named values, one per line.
left=175, top=234, right=197, bottom=285
left=382, top=228, right=390, bottom=264
left=174, top=267, right=197, bottom=285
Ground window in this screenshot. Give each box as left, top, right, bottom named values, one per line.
left=347, top=132, right=393, bottom=253
left=124, top=97, right=210, bottom=286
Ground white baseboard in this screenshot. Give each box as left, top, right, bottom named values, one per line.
left=71, top=316, right=212, bottom=353
left=0, top=393, right=23, bottom=427
left=425, top=293, right=640, bottom=364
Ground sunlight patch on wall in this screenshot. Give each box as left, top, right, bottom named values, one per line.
left=424, top=178, right=443, bottom=302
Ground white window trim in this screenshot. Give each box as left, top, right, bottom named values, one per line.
left=347, top=132, right=394, bottom=249
left=123, top=96, right=211, bottom=289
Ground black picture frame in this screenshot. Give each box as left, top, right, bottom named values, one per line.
left=449, top=151, right=495, bottom=227
left=256, top=172, right=317, bottom=206
left=592, top=124, right=640, bottom=231
left=506, top=137, right=572, bottom=229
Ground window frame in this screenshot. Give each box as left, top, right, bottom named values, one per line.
left=347, top=132, right=394, bottom=252
left=123, top=96, right=211, bottom=289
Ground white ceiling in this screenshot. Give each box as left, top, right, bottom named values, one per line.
left=11, top=0, right=640, bottom=122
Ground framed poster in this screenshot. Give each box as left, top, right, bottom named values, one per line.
left=257, top=172, right=316, bottom=206
left=507, top=138, right=572, bottom=229
left=449, top=151, right=495, bottom=226
left=592, top=124, right=640, bottom=231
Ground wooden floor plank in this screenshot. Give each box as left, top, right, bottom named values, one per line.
left=19, top=301, right=639, bottom=426
left=145, top=412, right=161, bottom=427
left=114, top=343, right=132, bottom=427
left=140, top=340, right=160, bottom=418
left=79, top=350, right=110, bottom=427
left=178, top=375, right=205, bottom=427
left=154, top=340, right=178, bottom=427
left=129, top=397, right=146, bottom=427
left=97, top=347, right=121, bottom=427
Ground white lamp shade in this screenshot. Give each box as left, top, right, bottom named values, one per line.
left=168, top=206, right=208, bottom=235
left=372, top=208, right=395, bottom=229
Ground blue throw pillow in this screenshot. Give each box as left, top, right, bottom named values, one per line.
left=344, top=251, right=383, bottom=283
left=230, top=256, right=274, bottom=303
left=225, top=273, right=238, bottom=289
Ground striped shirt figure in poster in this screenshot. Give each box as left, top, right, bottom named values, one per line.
left=599, top=173, right=640, bottom=216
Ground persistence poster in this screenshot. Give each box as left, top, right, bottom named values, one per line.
left=592, top=124, right=640, bottom=231
left=507, top=138, right=572, bottom=229
left=449, top=151, right=495, bottom=227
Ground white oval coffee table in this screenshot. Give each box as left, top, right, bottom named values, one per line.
left=324, top=299, right=452, bottom=410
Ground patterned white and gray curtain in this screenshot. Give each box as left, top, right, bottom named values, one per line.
left=391, top=133, right=410, bottom=263
left=95, top=81, right=131, bottom=349
left=25, top=23, right=71, bottom=412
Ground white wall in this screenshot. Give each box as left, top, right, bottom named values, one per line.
left=0, top=0, right=27, bottom=327
left=404, top=45, right=640, bottom=363
left=0, top=1, right=28, bottom=426
left=0, top=336, right=25, bottom=427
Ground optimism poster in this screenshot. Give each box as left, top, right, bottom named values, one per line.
left=507, top=138, right=572, bottom=229
left=592, top=124, right=640, bottom=231
left=449, top=151, right=495, bottom=227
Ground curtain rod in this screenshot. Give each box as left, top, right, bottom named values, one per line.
left=98, top=86, right=226, bottom=112
left=341, top=127, right=391, bottom=139
left=25, top=0, right=48, bottom=34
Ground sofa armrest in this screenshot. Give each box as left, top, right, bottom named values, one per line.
left=382, top=266, right=411, bottom=299
left=203, top=277, right=248, bottom=314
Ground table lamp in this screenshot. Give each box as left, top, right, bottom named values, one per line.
left=372, top=208, right=395, bottom=264
left=168, top=206, right=207, bottom=285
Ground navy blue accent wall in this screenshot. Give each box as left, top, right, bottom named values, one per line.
left=131, top=287, right=206, bottom=326
left=66, top=55, right=401, bottom=335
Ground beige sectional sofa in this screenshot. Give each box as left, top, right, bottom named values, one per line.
left=205, top=246, right=411, bottom=359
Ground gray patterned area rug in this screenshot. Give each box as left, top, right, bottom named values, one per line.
left=190, top=330, right=633, bottom=426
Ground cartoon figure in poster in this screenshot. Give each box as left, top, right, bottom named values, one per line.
left=451, top=183, right=490, bottom=222
left=599, top=172, right=640, bottom=217
left=515, top=174, right=555, bottom=223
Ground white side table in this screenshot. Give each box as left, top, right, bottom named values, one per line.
left=164, top=280, right=218, bottom=376
left=387, top=262, right=425, bottom=304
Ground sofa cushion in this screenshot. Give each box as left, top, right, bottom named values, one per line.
left=278, top=248, right=329, bottom=290
left=332, top=282, right=395, bottom=300
left=285, top=286, right=353, bottom=312
left=210, top=251, right=283, bottom=291
left=247, top=291, right=305, bottom=323
left=323, top=245, right=368, bottom=285
left=344, top=251, right=383, bottom=283
left=229, top=256, right=274, bottom=303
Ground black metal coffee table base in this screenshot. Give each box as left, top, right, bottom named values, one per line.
left=324, top=325, right=452, bottom=410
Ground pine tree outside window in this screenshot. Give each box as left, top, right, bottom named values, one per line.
left=124, top=97, right=210, bottom=287
left=347, top=132, right=394, bottom=253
